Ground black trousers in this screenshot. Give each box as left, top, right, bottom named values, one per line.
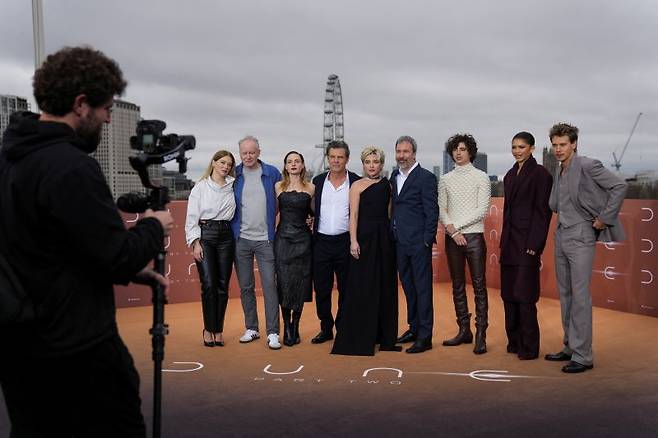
left=503, top=301, right=540, bottom=358
left=312, top=232, right=350, bottom=333
left=396, top=243, right=434, bottom=340
left=0, top=333, right=145, bottom=438
left=196, top=220, right=234, bottom=333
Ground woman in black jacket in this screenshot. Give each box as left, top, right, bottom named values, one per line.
left=500, top=132, right=553, bottom=360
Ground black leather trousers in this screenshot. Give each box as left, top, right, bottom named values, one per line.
left=196, top=220, right=234, bottom=333
left=445, top=233, right=488, bottom=329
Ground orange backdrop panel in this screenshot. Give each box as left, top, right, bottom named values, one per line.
left=116, top=199, right=657, bottom=318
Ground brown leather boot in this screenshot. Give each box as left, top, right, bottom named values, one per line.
left=442, top=314, right=473, bottom=346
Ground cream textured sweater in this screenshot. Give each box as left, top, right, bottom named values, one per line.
left=438, top=163, right=491, bottom=234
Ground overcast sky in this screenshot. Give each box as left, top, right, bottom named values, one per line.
left=2, top=0, right=657, bottom=180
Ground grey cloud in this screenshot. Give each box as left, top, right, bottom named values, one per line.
left=1, top=0, right=657, bottom=179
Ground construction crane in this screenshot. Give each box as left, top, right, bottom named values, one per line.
left=612, top=112, right=642, bottom=172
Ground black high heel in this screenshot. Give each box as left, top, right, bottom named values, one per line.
left=214, top=333, right=225, bottom=347
left=203, top=330, right=214, bottom=347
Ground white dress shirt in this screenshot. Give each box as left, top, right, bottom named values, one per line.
left=185, top=176, right=236, bottom=246
left=396, top=161, right=420, bottom=195
left=318, top=171, right=350, bottom=235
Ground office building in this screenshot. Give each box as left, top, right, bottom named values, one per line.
left=0, top=95, right=30, bottom=148
left=92, top=99, right=163, bottom=200
left=542, top=147, right=558, bottom=178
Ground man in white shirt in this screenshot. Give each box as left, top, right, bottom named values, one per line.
left=310, top=141, right=361, bottom=343
left=438, top=134, right=491, bottom=354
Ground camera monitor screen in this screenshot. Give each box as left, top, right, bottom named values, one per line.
left=142, top=134, right=155, bottom=150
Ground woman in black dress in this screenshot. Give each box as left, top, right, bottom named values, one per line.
left=274, top=151, right=314, bottom=346
left=331, top=147, right=400, bottom=356
left=500, top=132, right=553, bottom=359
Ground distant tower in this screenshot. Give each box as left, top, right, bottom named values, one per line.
left=92, top=99, right=162, bottom=200
left=443, top=150, right=454, bottom=174
left=433, top=166, right=441, bottom=182
left=542, top=147, right=558, bottom=178
left=474, top=152, right=488, bottom=173
left=0, top=95, right=30, bottom=148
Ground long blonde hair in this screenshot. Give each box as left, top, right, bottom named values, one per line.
left=280, top=150, right=310, bottom=191
left=199, top=149, right=235, bottom=181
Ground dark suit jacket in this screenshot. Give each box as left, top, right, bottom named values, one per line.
left=390, top=164, right=439, bottom=247
left=548, top=154, right=627, bottom=242
left=500, top=156, right=553, bottom=267
left=312, top=170, right=361, bottom=235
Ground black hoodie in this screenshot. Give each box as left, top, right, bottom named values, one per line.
left=0, top=112, right=164, bottom=357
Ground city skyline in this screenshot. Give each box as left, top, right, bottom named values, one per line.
left=2, top=1, right=657, bottom=181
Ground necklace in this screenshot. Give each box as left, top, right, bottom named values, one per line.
left=367, top=175, right=381, bottom=180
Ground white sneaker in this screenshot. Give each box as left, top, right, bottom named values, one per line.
left=239, top=329, right=260, bottom=343
left=267, top=333, right=281, bottom=350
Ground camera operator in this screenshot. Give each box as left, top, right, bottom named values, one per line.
left=0, top=46, right=173, bottom=437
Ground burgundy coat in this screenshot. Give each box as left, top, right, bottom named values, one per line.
left=500, top=156, right=553, bottom=267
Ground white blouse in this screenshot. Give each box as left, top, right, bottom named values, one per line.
left=184, top=176, right=236, bottom=246
left=438, top=163, right=491, bottom=234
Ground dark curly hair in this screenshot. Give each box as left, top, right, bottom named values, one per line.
left=33, top=46, right=127, bottom=116
left=445, top=133, right=478, bottom=163
left=549, top=123, right=579, bottom=143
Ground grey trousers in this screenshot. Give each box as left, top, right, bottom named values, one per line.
left=234, top=238, right=280, bottom=335
left=554, top=222, right=596, bottom=366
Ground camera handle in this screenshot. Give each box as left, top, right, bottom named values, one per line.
left=146, top=185, right=169, bottom=438
left=149, top=222, right=167, bottom=438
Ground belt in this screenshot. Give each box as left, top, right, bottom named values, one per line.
left=316, top=231, right=349, bottom=240
left=199, top=219, right=231, bottom=226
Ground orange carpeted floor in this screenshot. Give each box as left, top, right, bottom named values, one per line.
left=2, top=283, right=658, bottom=437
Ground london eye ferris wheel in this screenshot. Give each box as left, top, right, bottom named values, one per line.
left=315, top=74, right=344, bottom=173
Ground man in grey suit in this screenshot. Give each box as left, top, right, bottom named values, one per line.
left=545, top=123, right=627, bottom=373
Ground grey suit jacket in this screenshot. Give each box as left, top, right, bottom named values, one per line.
left=549, top=154, right=627, bottom=242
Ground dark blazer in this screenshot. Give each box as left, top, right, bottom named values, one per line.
left=548, top=154, right=627, bottom=242
left=312, top=170, right=361, bottom=235
left=390, top=164, right=439, bottom=247
left=500, top=156, right=553, bottom=267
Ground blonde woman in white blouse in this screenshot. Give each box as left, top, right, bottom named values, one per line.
left=438, top=134, right=491, bottom=354
left=185, top=150, right=237, bottom=347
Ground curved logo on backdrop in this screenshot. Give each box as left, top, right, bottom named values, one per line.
left=641, top=270, right=653, bottom=285
left=489, top=253, right=498, bottom=265
left=641, top=208, right=654, bottom=222
left=489, top=229, right=498, bottom=242
left=640, top=239, right=654, bottom=253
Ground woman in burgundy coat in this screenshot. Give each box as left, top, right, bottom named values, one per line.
left=500, top=132, right=553, bottom=360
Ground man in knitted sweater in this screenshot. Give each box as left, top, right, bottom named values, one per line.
left=438, top=134, right=492, bottom=354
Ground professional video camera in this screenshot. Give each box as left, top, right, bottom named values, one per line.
left=117, top=119, right=195, bottom=438
left=117, top=119, right=195, bottom=212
